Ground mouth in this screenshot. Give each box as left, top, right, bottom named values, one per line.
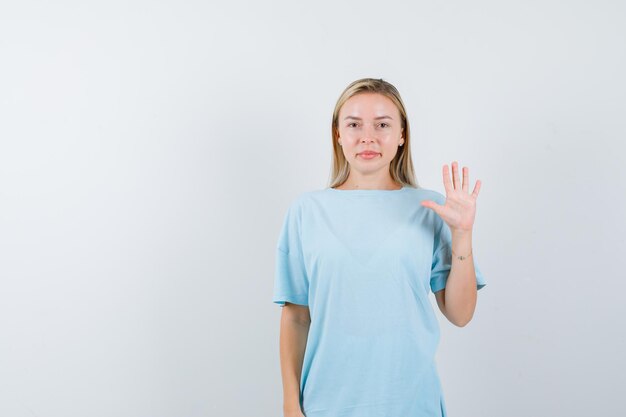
left=358, top=151, right=381, bottom=159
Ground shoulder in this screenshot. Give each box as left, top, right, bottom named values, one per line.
left=279, top=189, right=323, bottom=220
left=284, top=189, right=318, bottom=209
left=405, top=187, right=447, bottom=230
left=286, top=186, right=338, bottom=207
left=405, top=186, right=446, bottom=204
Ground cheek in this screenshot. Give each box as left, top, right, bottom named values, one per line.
left=339, top=129, right=355, bottom=139
left=384, top=128, right=401, bottom=138
left=381, top=135, right=398, bottom=146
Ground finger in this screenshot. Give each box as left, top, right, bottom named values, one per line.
left=442, top=164, right=453, bottom=194
left=462, top=166, right=469, bottom=192
left=471, top=179, right=481, bottom=199
left=452, top=161, right=461, bottom=190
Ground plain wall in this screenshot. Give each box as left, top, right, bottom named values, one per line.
left=1, top=1, right=625, bottom=416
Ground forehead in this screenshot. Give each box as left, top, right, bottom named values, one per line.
left=339, top=92, right=399, bottom=118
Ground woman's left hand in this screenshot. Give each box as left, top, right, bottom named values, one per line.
left=421, top=161, right=481, bottom=233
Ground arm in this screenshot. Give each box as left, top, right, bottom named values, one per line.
left=279, top=302, right=311, bottom=415
left=423, top=161, right=483, bottom=327
left=434, top=229, right=478, bottom=327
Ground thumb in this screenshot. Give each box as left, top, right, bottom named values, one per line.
left=421, top=200, right=442, bottom=213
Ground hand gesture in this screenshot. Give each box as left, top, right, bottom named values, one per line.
left=421, top=161, right=481, bottom=233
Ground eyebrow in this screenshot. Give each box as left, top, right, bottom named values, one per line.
left=343, top=116, right=393, bottom=121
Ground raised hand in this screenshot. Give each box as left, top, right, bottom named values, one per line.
left=421, top=161, right=481, bottom=233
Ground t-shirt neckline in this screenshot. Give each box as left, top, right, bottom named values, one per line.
left=326, top=185, right=410, bottom=194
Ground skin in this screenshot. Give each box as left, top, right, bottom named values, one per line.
left=424, top=162, right=482, bottom=327
left=334, top=92, right=405, bottom=190
left=280, top=93, right=483, bottom=415
left=280, top=302, right=310, bottom=417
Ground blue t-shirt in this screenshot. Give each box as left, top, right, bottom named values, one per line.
left=272, top=185, right=487, bottom=417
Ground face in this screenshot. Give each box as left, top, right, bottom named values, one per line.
left=336, top=92, right=404, bottom=178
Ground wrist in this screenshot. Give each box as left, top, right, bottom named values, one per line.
left=451, top=228, right=473, bottom=260
left=451, top=228, right=473, bottom=239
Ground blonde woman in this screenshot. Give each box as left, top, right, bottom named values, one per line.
left=273, top=78, right=487, bottom=417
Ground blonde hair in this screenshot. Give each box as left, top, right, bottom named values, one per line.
left=328, top=78, right=419, bottom=189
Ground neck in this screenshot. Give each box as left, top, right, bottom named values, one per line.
left=337, top=179, right=402, bottom=190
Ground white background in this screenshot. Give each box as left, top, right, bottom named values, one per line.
left=1, top=1, right=625, bottom=416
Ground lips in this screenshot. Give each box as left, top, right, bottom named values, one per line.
left=357, top=151, right=380, bottom=160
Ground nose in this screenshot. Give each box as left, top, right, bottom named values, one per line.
left=360, top=125, right=376, bottom=143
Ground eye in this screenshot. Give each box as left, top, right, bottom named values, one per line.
left=347, top=122, right=358, bottom=128
left=379, top=123, right=389, bottom=128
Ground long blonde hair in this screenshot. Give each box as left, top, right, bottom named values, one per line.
left=328, top=78, right=419, bottom=189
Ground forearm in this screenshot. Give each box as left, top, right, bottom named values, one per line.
left=444, top=229, right=478, bottom=326
left=279, top=313, right=310, bottom=413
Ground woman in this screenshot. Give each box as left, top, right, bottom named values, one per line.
left=272, top=78, right=487, bottom=417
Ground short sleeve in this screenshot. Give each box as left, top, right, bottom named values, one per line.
left=272, top=201, right=309, bottom=307
left=429, top=198, right=487, bottom=294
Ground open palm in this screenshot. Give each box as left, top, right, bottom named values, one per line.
left=421, top=161, right=481, bottom=233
